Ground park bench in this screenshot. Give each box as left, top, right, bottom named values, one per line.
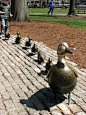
left=77, top=7, right=86, bottom=14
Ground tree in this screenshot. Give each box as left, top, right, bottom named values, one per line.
left=11, top=0, right=30, bottom=22
left=40, top=0, right=42, bottom=8
left=0, top=0, right=2, bottom=4
left=62, top=0, right=64, bottom=4
left=68, top=0, right=76, bottom=15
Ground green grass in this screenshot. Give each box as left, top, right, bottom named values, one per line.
left=28, top=8, right=77, bottom=14
left=28, top=8, right=86, bottom=30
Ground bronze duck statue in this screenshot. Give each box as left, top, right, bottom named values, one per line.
left=47, top=42, right=78, bottom=104
left=45, top=58, right=53, bottom=72
left=15, top=32, right=22, bottom=44
left=31, top=43, right=38, bottom=53
left=25, top=37, right=32, bottom=47
left=38, top=49, right=45, bottom=63
left=5, top=33, right=10, bottom=39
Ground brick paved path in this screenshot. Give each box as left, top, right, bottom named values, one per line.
left=0, top=35, right=86, bottom=115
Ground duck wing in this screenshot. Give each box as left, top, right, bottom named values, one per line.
left=47, top=67, right=52, bottom=78
left=69, top=65, right=78, bottom=78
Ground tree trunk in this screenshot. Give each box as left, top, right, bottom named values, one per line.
left=47, top=0, right=49, bottom=4
left=40, top=0, right=42, bottom=8
left=11, top=0, right=30, bottom=22
left=62, top=0, right=64, bottom=4
left=68, top=0, right=76, bottom=15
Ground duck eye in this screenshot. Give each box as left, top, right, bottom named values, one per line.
left=58, top=45, right=61, bottom=50
left=58, top=45, right=66, bottom=54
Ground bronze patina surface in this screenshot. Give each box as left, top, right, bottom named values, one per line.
left=47, top=42, right=78, bottom=104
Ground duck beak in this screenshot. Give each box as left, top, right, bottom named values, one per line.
left=66, top=47, right=76, bottom=54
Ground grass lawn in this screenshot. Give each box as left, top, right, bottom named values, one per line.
left=28, top=8, right=86, bottom=30
left=28, top=8, right=77, bottom=14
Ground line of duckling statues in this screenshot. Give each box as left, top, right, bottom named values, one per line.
left=5, top=32, right=78, bottom=105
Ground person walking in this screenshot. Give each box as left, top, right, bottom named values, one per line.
left=0, top=0, right=13, bottom=38
left=48, top=0, right=53, bottom=15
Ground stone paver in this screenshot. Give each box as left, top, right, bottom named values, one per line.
left=0, top=35, right=86, bottom=115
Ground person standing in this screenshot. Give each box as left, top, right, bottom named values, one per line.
left=48, top=0, right=53, bottom=15
left=0, top=0, right=13, bottom=38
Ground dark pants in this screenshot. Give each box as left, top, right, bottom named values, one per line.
left=48, top=6, right=53, bottom=15
left=1, top=18, right=9, bottom=35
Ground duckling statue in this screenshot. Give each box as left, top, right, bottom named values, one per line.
left=45, top=57, right=53, bottom=72
left=16, top=32, right=20, bottom=36
left=31, top=43, right=38, bottom=53
left=15, top=32, right=22, bottom=44
left=5, top=33, right=10, bottom=39
left=38, top=49, right=45, bottom=63
left=25, top=37, right=32, bottom=47
left=47, top=42, right=78, bottom=105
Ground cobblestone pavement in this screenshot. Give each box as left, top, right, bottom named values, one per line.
left=0, top=35, right=86, bottom=115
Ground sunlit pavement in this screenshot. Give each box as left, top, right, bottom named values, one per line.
left=0, top=35, right=86, bottom=115
left=28, top=13, right=86, bottom=17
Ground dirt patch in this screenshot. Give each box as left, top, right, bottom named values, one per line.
left=1, top=19, right=86, bottom=69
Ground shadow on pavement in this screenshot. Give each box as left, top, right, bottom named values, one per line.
left=22, top=46, right=28, bottom=50
left=20, top=88, right=66, bottom=110
left=27, top=53, right=35, bottom=57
